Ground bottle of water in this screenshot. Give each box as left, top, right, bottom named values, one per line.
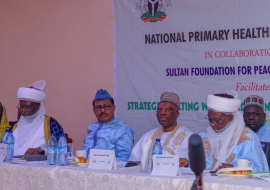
left=2, top=130, right=10, bottom=144
left=151, top=138, right=163, bottom=171
left=58, top=133, right=68, bottom=166
left=2, top=130, right=10, bottom=162
left=6, top=131, right=14, bottom=161
left=47, top=133, right=57, bottom=165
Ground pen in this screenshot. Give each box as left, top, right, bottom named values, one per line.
left=180, top=160, right=186, bottom=164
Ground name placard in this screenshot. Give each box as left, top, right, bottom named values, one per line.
left=0, top=143, right=8, bottom=162
left=151, top=155, right=179, bottom=176
left=88, top=149, right=116, bottom=170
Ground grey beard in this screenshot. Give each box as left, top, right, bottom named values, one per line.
left=214, top=121, right=231, bottom=133
left=23, top=110, right=39, bottom=123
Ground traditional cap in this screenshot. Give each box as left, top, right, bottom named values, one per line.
left=207, top=90, right=241, bottom=113
left=93, top=89, right=113, bottom=101
left=243, top=95, right=264, bottom=110
left=17, top=80, right=46, bottom=102
left=160, top=92, right=180, bottom=108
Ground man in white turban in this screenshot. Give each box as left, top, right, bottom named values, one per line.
left=10, top=80, right=64, bottom=155
left=200, top=90, right=269, bottom=172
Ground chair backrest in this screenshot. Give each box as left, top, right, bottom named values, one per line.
left=260, top=142, right=270, bottom=170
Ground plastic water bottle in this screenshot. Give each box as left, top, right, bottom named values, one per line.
left=58, top=133, right=68, bottom=166
left=2, top=130, right=10, bottom=144
left=151, top=138, right=163, bottom=171
left=6, top=131, right=14, bottom=161
left=47, top=133, right=57, bottom=165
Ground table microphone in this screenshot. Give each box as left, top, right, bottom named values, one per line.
left=188, top=134, right=206, bottom=190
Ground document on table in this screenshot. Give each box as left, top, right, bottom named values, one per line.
left=249, top=172, right=270, bottom=182
left=88, top=149, right=116, bottom=170
left=179, top=167, right=212, bottom=176
left=0, top=144, right=8, bottom=162
left=151, top=155, right=179, bottom=176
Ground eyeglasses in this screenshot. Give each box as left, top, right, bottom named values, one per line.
left=205, top=115, right=228, bottom=125
left=94, top=104, right=112, bottom=111
left=16, top=103, right=36, bottom=111
left=243, top=112, right=261, bottom=117
left=156, top=108, right=177, bottom=113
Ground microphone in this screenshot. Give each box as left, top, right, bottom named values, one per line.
left=188, top=134, right=206, bottom=190
left=189, top=134, right=206, bottom=176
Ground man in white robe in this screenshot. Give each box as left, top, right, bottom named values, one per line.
left=200, top=90, right=268, bottom=172
left=12, top=80, right=64, bottom=155
left=129, top=92, right=193, bottom=167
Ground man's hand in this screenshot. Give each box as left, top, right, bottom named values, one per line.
left=215, top=163, right=234, bottom=171
left=24, top=147, right=44, bottom=155
left=179, top=158, right=189, bottom=167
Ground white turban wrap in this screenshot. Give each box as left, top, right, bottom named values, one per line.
left=17, top=80, right=46, bottom=102
left=207, top=90, right=241, bottom=113
left=206, top=90, right=244, bottom=170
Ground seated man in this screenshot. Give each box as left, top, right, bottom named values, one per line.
left=10, top=80, right=64, bottom=155
left=0, top=102, right=11, bottom=142
left=81, top=89, right=134, bottom=162
left=243, top=95, right=270, bottom=142
left=200, top=90, right=269, bottom=172
left=129, top=92, right=193, bottom=167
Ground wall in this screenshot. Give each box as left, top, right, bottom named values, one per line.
left=0, top=0, right=113, bottom=151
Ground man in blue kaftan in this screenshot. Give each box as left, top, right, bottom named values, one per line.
left=81, top=89, right=134, bottom=161
left=243, top=95, right=270, bottom=142
left=200, top=91, right=269, bottom=172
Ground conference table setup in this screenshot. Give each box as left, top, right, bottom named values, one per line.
left=0, top=159, right=269, bottom=190
left=2, top=1, right=270, bottom=190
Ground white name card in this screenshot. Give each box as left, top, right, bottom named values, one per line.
left=88, top=149, right=117, bottom=170
left=0, top=143, right=8, bottom=162
left=151, top=155, right=179, bottom=176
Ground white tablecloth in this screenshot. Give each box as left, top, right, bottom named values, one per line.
left=0, top=162, right=269, bottom=190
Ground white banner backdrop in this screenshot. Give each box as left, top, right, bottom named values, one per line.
left=113, top=0, right=270, bottom=144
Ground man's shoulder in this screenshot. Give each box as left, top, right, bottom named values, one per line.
left=263, top=123, right=270, bottom=131
left=144, top=127, right=160, bottom=136
left=238, top=128, right=256, bottom=145
left=110, top=118, right=133, bottom=130
left=88, top=119, right=133, bottom=131
left=87, top=121, right=99, bottom=130
left=45, top=115, right=61, bottom=125
left=179, top=125, right=193, bottom=134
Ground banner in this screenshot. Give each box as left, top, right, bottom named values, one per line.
left=113, top=0, right=270, bottom=143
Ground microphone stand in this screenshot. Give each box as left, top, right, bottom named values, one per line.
left=191, top=173, right=203, bottom=190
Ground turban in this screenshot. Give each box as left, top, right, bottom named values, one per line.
left=160, top=92, right=180, bottom=108
left=93, top=89, right=113, bottom=101
left=243, top=95, right=264, bottom=110
left=207, top=90, right=241, bottom=113
left=17, top=80, right=46, bottom=103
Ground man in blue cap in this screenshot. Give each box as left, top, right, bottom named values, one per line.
left=81, top=89, right=134, bottom=161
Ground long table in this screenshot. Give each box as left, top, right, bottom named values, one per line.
left=0, top=162, right=269, bottom=190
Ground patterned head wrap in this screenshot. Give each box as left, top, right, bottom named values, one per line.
left=243, top=95, right=264, bottom=110
left=160, top=92, right=180, bottom=108
left=93, top=89, right=113, bottom=101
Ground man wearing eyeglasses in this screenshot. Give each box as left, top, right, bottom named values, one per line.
left=200, top=90, right=268, bottom=172
left=243, top=95, right=270, bottom=142
left=81, top=89, right=134, bottom=162
left=10, top=80, right=64, bottom=155
left=129, top=92, right=193, bottom=167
